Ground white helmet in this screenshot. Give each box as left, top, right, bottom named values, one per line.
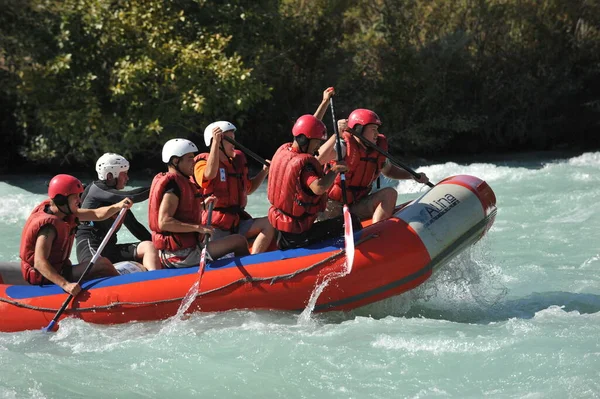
left=162, top=138, right=198, bottom=163
left=96, top=153, right=130, bottom=180
left=203, top=121, right=237, bottom=147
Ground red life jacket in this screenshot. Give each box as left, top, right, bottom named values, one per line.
left=267, top=143, right=327, bottom=234
left=148, top=172, right=203, bottom=251
left=328, top=132, right=388, bottom=204
left=193, top=151, right=251, bottom=231
left=20, top=200, right=78, bottom=285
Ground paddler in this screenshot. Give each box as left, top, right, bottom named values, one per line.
left=20, top=174, right=132, bottom=295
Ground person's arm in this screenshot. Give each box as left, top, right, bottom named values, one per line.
left=157, top=192, right=212, bottom=235
left=308, top=162, right=348, bottom=196
left=123, top=211, right=151, bottom=241
left=316, top=134, right=338, bottom=165
left=76, top=198, right=132, bottom=221
left=33, top=225, right=81, bottom=295
left=314, top=87, right=335, bottom=120
left=381, top=161, right=430, bottom=183
left=116, top=186, right=150, bottom=203
left=203, top=127, right=223, bottom=181
left=92, top=181, right=150, bottom=204
left=248, top=163, right=269, bottom=194
left=316, top=119, right=348, bottom=165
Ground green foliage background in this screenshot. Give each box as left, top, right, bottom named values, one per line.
left=1, top=0, right=599, bottom=171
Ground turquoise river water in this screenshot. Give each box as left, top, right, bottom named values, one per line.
left=1, top=152, right=599, bottom=398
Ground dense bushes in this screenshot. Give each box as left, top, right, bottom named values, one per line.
left=1, top=0, right=598, bottom=168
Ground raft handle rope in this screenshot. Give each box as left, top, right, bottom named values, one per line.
left=0, top=234, right=378, bottom=314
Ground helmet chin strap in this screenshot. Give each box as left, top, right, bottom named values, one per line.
left=220, top=141, right=234, bottom=162
left=207, top=138, right=232, bottom=162
left=105, top=174, right=117, bottom=187
left=58, top=202, right=74, bottom=216
left=171, top=158, right=189, bottom=177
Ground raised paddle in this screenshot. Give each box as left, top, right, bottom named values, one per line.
left=222, top=135, right=270, bottom=167
left=43, top=207, right=128, bottom=332
left=330, top=98, right=355, bottom=271
left=349, top=131, right=435, bottom=188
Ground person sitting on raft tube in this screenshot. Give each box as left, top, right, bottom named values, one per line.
left=149, top=138, right=250, bottom=268
left=267, top=115, right=362, bottom=250
left=20, top=174, right=132, bottom=296
left=75, top=153, right=161, bottom=272
left=192, top=122, right=275, bottom=254
left=315, top=91, right=430, bottom=223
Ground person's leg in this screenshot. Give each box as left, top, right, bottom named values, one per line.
left=159, top=247, right=200, bottom=269
left=74, top=238, right=119, bottom=279
left=135, top=241, right=161, bottom=271
left=316, top=200, right=343, bottom=222
left=352, top=188, right=397, bottom=223
left=242, top=217, right=275, bottom=254
left=71, top=256, right=119, bottom=281
left=277, top=230, right=308, bottom=250
left=305, top=212, right=362, bottom=246
left=75, top=237, right=95, bottom=265
left=206, top=234, right=249, bottom=259
left=209, top=228, right=234, bottom=241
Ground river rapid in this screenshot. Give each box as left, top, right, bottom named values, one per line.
left=1, top=152, right=599, bottom=398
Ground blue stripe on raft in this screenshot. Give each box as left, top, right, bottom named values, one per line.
left=6, top=237, right=345, bottom=300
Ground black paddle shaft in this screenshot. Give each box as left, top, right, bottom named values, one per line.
left=349, top=131, right=435, bottom=188
left=203, top=201, right=215, bottom=246
left=222, top=136, right=270, bottom=167
left=330, top=98, right=349, bottom=204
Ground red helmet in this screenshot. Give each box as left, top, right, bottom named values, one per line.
left=48, top=174, right=84, bottom=199
left=292, top=115, right=327, bottom=140
left=347, top=109, right=381, bottom=130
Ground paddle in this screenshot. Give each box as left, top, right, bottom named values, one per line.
left=43, top=207, right=128, bottom=332
left=222, top=135, right=270, bottom=167
left=330, top=98, right=355, bottom=271
left=349, top=131, right=435, bottom=188
left=197, top=201, right=214, bottom=289
left=174, top=201, right=214, bottom=319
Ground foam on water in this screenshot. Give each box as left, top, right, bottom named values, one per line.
left=568, top=151, right=600, bottom=167
left=1, top=152, right=600, bottom=398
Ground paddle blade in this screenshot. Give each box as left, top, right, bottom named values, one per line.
left=41, top=320, right=58, bottom=332
left=197, top=247, right=208, bottom=291
left=343, top=205, right=355, bottom=272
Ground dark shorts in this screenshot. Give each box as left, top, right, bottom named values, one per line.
left=76, top=238, right=139, bottom=264
left=276, top=214, right=362, bottom=250
left=159, top=245, right=208, bottom=269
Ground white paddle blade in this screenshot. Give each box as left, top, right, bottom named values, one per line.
left=198, top=247, right=208, bottom=281
left=343, top=204, right=355, bottom=272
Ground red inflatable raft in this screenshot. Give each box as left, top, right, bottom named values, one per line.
left=0, top=175, right=496, bottom=332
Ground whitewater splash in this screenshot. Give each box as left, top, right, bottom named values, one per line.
left=568, top=152, right=600, bottom=167
left=298, top=258, right=351, bottom=324
left=175, top=279, right=200, bottom=320
left=343, top=240, right=508, bottom=323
